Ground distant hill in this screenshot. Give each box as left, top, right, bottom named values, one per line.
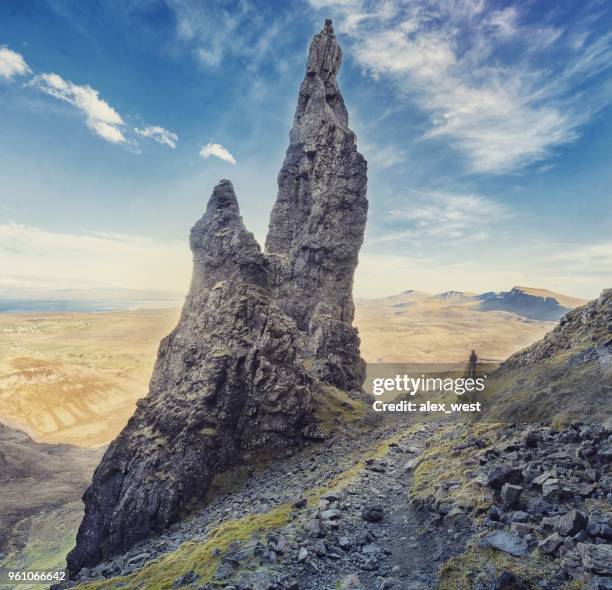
left=483, top=289, right=612, bottom=424
left=433, top=290, right=478, bottom=304
left=475, top=286, right=587, bottom=321
left=0, top=423, right=101, bottom=552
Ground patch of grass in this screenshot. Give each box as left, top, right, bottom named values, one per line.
left=313, top=384, right=369, bottom=434
left=410, top=423, right=503, bottom=513
left=0, top=502, right=83, bottom=590
left=438, top=542, right=580, bottom=590
left=75, top=504, right=293, bottom=590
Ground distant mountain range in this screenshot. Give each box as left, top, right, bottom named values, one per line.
left=370, top=286, right=586, bottom=322
left=355, top=285, right=586, bottom=363
left=475, top=286, right=586, bottom=320
left=0, top=285, right=584, bottom=320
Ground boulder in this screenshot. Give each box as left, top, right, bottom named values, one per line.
left=555, top=510, right=587, bottom=536
left=501, top=483, right=522, bottom=508
left=538, top=533, right=564, bottom=555
left=486, top=465, right=523, bottom=490
left=480, top=532, right=529, bottom=557
left=542, top=479, right=572, bottom=502
left=578, top=543, right=612, bottom=576
left=361, top=505, right=385, bottom=523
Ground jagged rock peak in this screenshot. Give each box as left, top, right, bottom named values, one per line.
left=290, top=19, right=349, bottom=142
left=67, top=21, right=370, bottom=577
left=189, top=179, right=267, bottom=289
left=306, top=19, right=341, bottom=80
left=265, top=20, right=368, bottom=391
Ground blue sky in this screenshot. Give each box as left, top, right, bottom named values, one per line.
left=0, top=0, right=611, bottom=300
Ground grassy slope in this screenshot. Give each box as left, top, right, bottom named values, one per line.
left=481, top=289, right=612, bottom=425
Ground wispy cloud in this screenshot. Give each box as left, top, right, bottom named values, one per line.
left=0, top=222, right=190, bottom=292
left=543, top=240, right=612, bottom=272
left=27, top=72, right=179, bottom=149
left=355, top=237, right=610, bottom=300
left=168, top=0, right=260, bottom=69
left=0, top=45, right=31, bottom=80
left=310, top=0, right=612, bottom=174
left=200, top=142, right=236, bottom=164
left=135, top=125, right=179, bottom=149
left=371, top=190, right=509, bottom=245
left=361, top=141, right=407, bottom=168
left=29, top=72, right=127, bottom=144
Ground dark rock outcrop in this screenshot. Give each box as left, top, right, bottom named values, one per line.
left=67, top=21, right=368, bottom=577
left=67, top=180, right=316, bottom=576
left=266, top=19, right=368, bottom=391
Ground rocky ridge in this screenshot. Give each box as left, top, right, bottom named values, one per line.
left=476, top=287, right=585, bottom=321
left=61, top=418, right=611, bottom=590
left=67, top=21, right=368, bottom=578
left=484, top=289, right=612, bottom=424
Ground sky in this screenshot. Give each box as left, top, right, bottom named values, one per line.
left=0, top=0, right=611, bottom=300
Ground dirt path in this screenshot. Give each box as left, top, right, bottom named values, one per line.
left=65, top=418, right=464, bottom=590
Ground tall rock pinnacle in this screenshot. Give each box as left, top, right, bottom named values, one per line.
left=266, top=19, right=368, bottom=392
left=67, top=21, right=368, bottom=577
left=67, top=181, right=314, bottom=576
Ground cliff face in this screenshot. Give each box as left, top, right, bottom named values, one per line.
left=67, top=21, right=367, bottom=577
left=266, top=19, right=368, bottom=392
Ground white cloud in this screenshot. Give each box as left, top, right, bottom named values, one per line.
left=361, top=141, right=407, bottom=168
left=135, top=125, right=179, bottom=149
left=30, top=73, right=126, bottom=143
left=0, top=222, right=191, bottom=293
left=0, top=46, right=30, bottom=80
left=200, top=142, right=236, bottom=164
left=310, top=0, right=612, bottom=174
left=371, top=191, right=509, bottom=245
left=486, top=7, right=519, bottom=38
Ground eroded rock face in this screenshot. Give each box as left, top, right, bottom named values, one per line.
left=266, top=19, right=368, bottom=391
left=67, top=20, right=368, bottom=577
left=67, top=181, right=315, bottom=576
